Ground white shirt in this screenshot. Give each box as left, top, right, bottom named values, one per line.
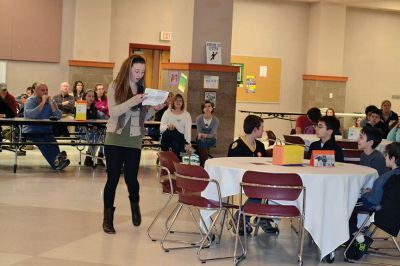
left=160, top=109, right=192, bottom=144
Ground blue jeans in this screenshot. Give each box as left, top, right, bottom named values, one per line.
left=27, top=134, right=61, bottom=169
left=197, top=137, right=216, bottom=148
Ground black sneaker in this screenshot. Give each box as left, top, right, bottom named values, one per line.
left=56, top=159, right=70, bottom=170
left=84, top=156, right=94, bottom=167
left=259, top=218, right=279, bottom=234
left=230, top=211, right=253, bottom=236
left=346, top=236, right=373, bottom=261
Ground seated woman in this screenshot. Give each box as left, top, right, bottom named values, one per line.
left=160, top=94, right=192, bottom=158
left=76, top=89, right=104, bottom=167
left=196, top=101, right=219, bottom=167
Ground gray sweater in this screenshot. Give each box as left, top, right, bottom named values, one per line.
left=360, top=150, right=387, bottom=176
left=196, top=115, right=219, bottom=139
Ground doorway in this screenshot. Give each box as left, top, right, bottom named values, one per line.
left=129, top=43, right=170, bottom=89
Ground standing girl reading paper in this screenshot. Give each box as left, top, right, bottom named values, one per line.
left=102, top=55, right=162, bottom=234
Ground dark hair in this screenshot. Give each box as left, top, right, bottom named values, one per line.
left=201, top=100, right=214, bottom=114
left=319, top=116, right=340, bottom=133
left=95, top=83, right=107, bottom=101
left=365, top=105, right=378, bottom=115
left=172, top=94, right=185, bottom=110
left=83, top=89, right=95, bottom=100
left=26, top=86, right=34, bottom=94
left=369, top=108, right=383, bottom=119
left=384, top=142, right=400, bottom=166
left=326, top=108, right=335, bottom=116
left=307, top=107, right=322, bottom=123
left=73, top=81, right=85, bottom=97
left=360, top=126, right=383, bottom=149
left=243, top=115, right=264, bottom=134
left=114, top=55, right=146, bottom=104
left=31, top=82, right=39, bottom=92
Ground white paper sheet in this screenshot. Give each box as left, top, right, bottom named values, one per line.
left=142, top=88, right=169, bottom=106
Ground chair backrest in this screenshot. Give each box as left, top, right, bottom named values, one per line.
left=283, top=135, right=305, bottom=146
left=157, top=151, right=179, bottom=176
left=266, top=130, right=277, bottom=146
left=173, top=162, right=210, bottom=193
left=336, top=140, right=358, bottom=150
left=342, top=149, right=363, bottom=164
left=242, top=171, right=303, bottom=201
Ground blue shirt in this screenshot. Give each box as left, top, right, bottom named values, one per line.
left=22, top=97, right=62, bottom=133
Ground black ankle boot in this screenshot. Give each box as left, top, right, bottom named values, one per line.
left=130, top=201, right=141, bottom=226
left=103, top=207, right=116, bottom=234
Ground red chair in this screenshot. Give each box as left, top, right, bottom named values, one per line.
left=283, top=134, right=306, bottom=146
left=161, top=162, right=244, bottom=263
left=147, top=151, right=181, bottom=241
left=234, top=171, right=306, bottom=266
left=336, top=140, right=359, bottom=150
left=266, top=130, right=277, bottom=147
left=343, top=149, right=363, bottom=164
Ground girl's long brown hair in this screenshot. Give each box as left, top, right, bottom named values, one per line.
left=114, top=55, right=146, bottom=104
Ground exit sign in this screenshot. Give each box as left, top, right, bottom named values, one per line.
left=160, top=31, right=172, bottom=41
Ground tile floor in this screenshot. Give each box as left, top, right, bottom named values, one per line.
left=0, top=146, right=398, bottom=266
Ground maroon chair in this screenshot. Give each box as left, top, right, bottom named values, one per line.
left=161, top=162, right=244, bottom=263
left=283, top=134, right=306, bottom=146
left=234, top=171, right=306, bottom=266
left=147, top=151, right=181, bottom=241
left=343, top=149, right=363, bottom=164
left=336, top=140, right=359, bottom=150
left=266, top=130, right=277, bottom=147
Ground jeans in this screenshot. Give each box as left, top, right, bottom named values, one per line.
left=27, top=134, right=61, bottom=169
left=103, top=145, right=141, bottom=208
left=197, top=137, right=216, bottom=149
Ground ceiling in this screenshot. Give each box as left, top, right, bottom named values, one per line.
left=288, top=0, right=400, bottom=12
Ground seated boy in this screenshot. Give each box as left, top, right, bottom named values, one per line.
left=347, top=142, right=400, bottom=260
left=228, top=115, right=266, bottom=157
left=358, top=126, right=387, bottom=175
left=228, top=115, right=278, bottom=234
left=365, top=108, right=389, bottom=138
left=307, top=116, right=344, bottom=162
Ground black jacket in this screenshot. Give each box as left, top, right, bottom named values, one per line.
left=307, top=137, right=344, bottom=162
left=374, top=174, right=400, bottom=236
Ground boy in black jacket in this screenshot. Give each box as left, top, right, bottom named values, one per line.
left=307, top=116, right=344, bottom=162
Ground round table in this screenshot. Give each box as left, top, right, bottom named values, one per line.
left=203, top=157, right=378, bottom=260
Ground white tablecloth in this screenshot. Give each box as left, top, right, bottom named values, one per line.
left=203, top=157, right=378, bottom=260
left=294, top=134, right=391, bottom=153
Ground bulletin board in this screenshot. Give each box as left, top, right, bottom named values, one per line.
left=231, top=55, right=281, bottom=103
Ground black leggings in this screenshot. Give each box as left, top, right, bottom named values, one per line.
left=103, top=145, right=141, bottom=208
left=161, top=129, right=187, bottom=158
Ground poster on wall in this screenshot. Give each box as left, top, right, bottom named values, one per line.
left=205, top=91, right=216, bottom=107
left=246, top=75, right=256, bottom=93
left=231, top=63, right=244, bottom=87
left=206, top=42, right=222, bottom=64
left=203, top=75, right=219, bottom=89
left=169, top=71, right=179, bottom=85
left=178, top=73, right=188, bottom=92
